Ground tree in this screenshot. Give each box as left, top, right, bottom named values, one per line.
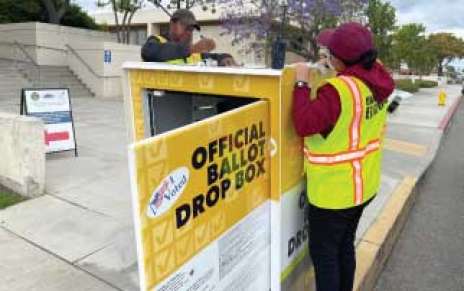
left=428, top=33, right=464, bottom=76
left=61, top=3, right=101, bottom=29
left=0, top=0, right=44, bottom=24
left=40, top=0, right=70, bottom=24
left=366, top=0, right=396, bottom=67
left=149, top=0, right=217, bottom=16
left=414, top=38, right=438, bottom=77
left=391, top=24, right=426, bottom=72
left=217, top=0, right=367, bottom=64
left=97, top=0, right=146, bottom=44
left=391, top=23, right=438, bottom=77
left=0, top=0, right=100, bottom=30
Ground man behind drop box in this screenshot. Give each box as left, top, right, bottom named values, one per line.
left=141, top=9, right=236, bottom=66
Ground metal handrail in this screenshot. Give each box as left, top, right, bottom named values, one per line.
left=65, top=44, right=120, bottom=79
left=13, top=41, right=39, bottom=66
left=65, top=44, right=101, bottom=78
left=14, top=41, right=41, bottom=86
left=0, top=40, right=43, bottom=85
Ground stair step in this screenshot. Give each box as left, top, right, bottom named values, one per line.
left=38, top=72, right=75, bottom=77
left=0, top=64, right=94, bottom=98
left=37, top=81, right=84, bottom=86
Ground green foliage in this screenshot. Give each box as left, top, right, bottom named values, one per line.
left=149, top=0, right=216, bottom=14
left=391, top=23, right=436, bottom=75
left=391, top=25, right=464, bottom=76
left=414, top=38, right=438, bottom=76
left=97, top=0, right=147, bottom=43
left=395, top=79, right=437, bottom=91
left=61, top=4, right=100, bottom=30
left=0, top=0, right=100, bottom=30
left=366, top=0, right=396, bottom=67
left=429, top=33, right=464, bottom=75
left=0, top=190, right=26, bottom=210
left=418, top=80, right=438, bottom=88
left=394, top=79, right=420, bottom=93
left=0, top=0, right=44, bottom=24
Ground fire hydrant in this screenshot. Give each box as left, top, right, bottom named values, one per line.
left=438, top=89, right=447, bottom=106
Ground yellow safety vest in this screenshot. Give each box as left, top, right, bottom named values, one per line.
left=155, top=35, right=203, bottom=65
left=304, top=76, right=387, bottom=209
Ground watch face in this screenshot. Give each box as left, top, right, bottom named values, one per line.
left=296, top=81, right=307, bottom=87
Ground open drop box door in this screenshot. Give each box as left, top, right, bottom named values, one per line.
left=129, top=100, right=272, bottom=291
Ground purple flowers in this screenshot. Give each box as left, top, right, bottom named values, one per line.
left=218, top=0, right=367, bottom=62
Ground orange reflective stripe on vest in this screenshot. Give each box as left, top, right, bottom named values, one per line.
left=304, top=75, right=385, bottom=207
left=304, top=139, right=380, bottom=165
left=341, top=75, right=364, bottom=205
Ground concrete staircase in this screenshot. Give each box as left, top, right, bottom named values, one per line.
left=0, top=59, right=94, bottom=101
left=31, top=66, right=94, bottom=98
left=0, top=59, right=29, bottom=101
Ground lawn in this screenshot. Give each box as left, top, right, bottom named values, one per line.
left=0, top=190, right=26, bottom=209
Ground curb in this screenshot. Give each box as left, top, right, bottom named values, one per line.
left=354, top=94, right=462, bottom=291
left=439, top=95, right=462, bottom=130
left=354, top=176, right=418, bottom=291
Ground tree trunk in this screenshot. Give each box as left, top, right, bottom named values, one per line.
left=41, top=0, right=64, bottom=24
left=126, top=10, right=137, bottom=44
left=121, top=11, right=129, bottom=44
left=437, top=59, right=444, bottom=76
left=111, top=0, right=122, bottom=43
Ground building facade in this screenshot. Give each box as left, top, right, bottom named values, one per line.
left=92, top=7, right=266, bottom=66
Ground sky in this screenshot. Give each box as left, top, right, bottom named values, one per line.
left=76, top=0, right=464, bottom=38
left=389, top=0, right=464, bottom=39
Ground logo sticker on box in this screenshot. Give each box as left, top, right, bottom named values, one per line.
left=147, top=167, right=189, bottom=218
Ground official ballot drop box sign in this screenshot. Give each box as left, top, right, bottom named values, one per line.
left=21, top=88, right=77, bottom=155
left=123, top=63, right=311, bottom=291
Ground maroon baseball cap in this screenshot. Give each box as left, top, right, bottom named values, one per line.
left=321, top=22, right=374, bottom=64
left=317, top=29, right=335, bottom=47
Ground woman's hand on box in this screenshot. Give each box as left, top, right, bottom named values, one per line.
left=295, top=63, right=309, bottom=83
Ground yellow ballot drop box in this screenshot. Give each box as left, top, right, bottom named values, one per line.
left=123, top=63, right=318, bottom=291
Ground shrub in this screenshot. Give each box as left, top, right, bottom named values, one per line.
left=394, top=79, right=420, bottom=93
left=418, top=80, right=438, bottom=88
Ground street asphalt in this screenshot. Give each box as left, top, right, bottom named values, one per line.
left=375, top=102, right=464, bottom=291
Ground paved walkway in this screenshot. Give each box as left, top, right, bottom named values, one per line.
left=375, top=102, right=464, bottom=291
left=0, top=98, right=138, bottom=291
left=0, top=85, right=462, bottom=291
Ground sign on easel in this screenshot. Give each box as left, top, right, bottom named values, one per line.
left=20, top=88, right=78, bottom=156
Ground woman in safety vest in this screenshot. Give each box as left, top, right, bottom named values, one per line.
left=292, top=22, right=395, bottom=291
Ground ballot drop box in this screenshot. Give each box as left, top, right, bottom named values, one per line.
left=123, top=63, right=312, bottom=291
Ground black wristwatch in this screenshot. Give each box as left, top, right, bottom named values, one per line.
left=295, top=80, right=309, bottom=89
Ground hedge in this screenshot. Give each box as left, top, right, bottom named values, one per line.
left=418, top=80, right=438, bottom=88
left=394, top=79, right=420, bottom=93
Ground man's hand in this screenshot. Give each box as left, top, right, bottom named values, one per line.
left=191, top=38, right=216, bottom=53
left=295, top=63, right=310, bottom=83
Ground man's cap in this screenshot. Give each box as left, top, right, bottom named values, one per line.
left=171, top=9, right=201, bottom=31
left=317, top=29, right=335, bottom=47
left=322, top=22, right=374, bottom=64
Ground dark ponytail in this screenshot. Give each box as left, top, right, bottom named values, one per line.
left=359, top=49, right=378, bottom=70
left=341, top=49, right=378, bottom=70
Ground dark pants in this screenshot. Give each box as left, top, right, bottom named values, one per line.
left=308, top=200, right=371, bottom=291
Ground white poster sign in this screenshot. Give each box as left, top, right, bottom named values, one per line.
left=22, top=88, right=77, bottom=155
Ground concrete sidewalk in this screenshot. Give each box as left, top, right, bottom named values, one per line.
left=0, top=85, right=462, bottom=291
left=0, top=98, right=138, bottom=291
